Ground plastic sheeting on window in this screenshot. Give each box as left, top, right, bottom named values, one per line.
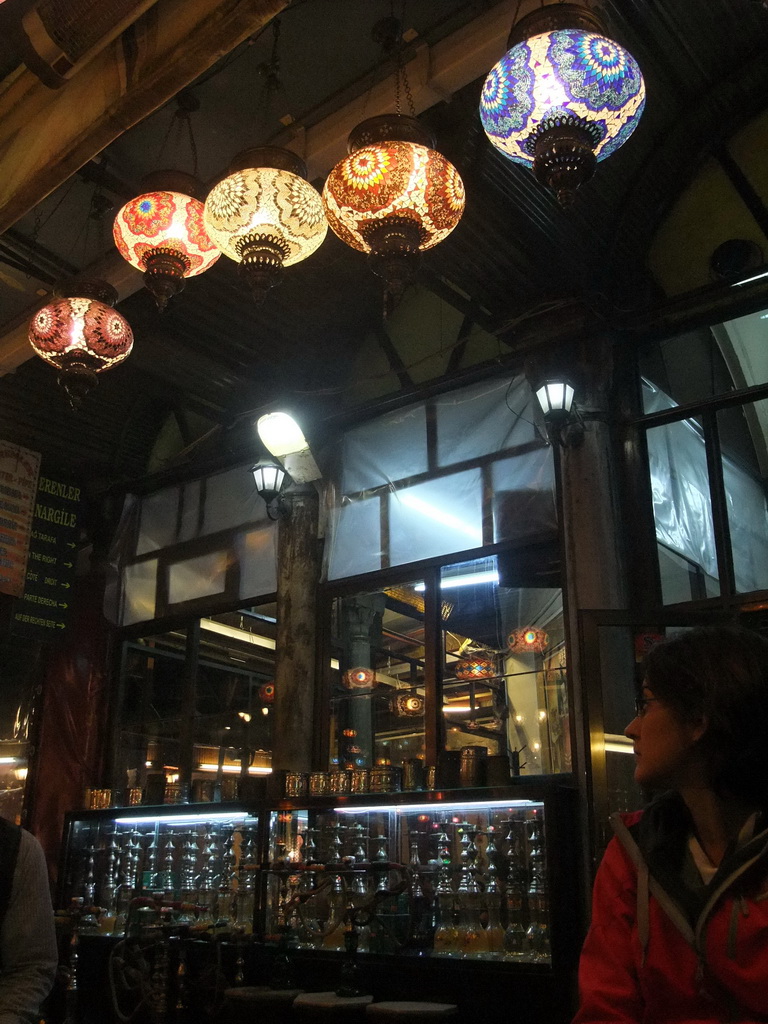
left=390, top=469, right=484, bottom=565
left=121, top=558, right=159, bottom=626
left=105, top=463, right=277, bottom=626
left=647, top=418, right=718, bottom=579
left=643, top=380, right=768, bottom=593
left=435, top=376, right=539, bottom=466
left=136, top=466, right=265, bottom=555
left=325, top=374, right=555, bottom=581
left=167, top=550, right=228, bottom=605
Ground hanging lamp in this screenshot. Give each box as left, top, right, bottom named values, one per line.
left=322, top=114, right=465, bottom=299
left=113, top=170, right=220, bottom=312
left=203, top=147, right=327, bottom=303
left=479, top=2, right=645, bottom=205
left=28, top=280, right=133, bottom=408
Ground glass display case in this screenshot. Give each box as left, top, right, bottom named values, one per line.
left=263, top=784, right=579, bottom=970
left=58, top=805, right=262, bottom=938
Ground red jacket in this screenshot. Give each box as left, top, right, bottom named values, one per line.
left=573, top=800, right=768, bottom=1024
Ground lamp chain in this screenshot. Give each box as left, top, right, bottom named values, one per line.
left=394, top=0, right=415, bottom=117
left=156, top=92, right=201, bottom=178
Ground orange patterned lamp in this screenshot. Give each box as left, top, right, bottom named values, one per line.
left=113, top=172, right=220, bottom=311
left=28, top=280, right=133, bottom=408
left=322, top=114, right=465, bottom=298
left=508, top=627, right=549, bottom=654
left=343, top=667, right=377, bottom=690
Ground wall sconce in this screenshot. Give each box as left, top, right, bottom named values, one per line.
left=252, top=459, right=290, bottom=520
left=533, top=377, right=584, bottom=447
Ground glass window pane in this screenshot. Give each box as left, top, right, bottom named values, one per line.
left=639, top=326, right=736, bottom=410
left=341, top=405, right=427, bottom=492
left=326, top=496, right=382, bottom=580
left=116, top=630, right=188, bottom=803
left=122, top=558, right=158, bottom=625
left=491, top=449, right=557, bottom=544
left=435, top=375, right=538, bottom=466
left=389, top=471, right=483, bottom=565
left=441, top=556, right=568, bottom=780
left=193, top=606, right=276, bottom=800
left=202, top=466, right=267, bottom=534
left=330, top=585, right=426, bottom=771
left=236, top=525, right=278, bottom=600
left=647, top=419, right=720, bottom=603
left=718, top=400, right=768, bottom=593
left=168, top=550, right=228, bottom=605
left=137, top=481, right=202, bottom=555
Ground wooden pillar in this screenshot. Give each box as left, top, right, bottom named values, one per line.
left=271, top=485, right=321, bottom=774
left=25, top=570, right=113, bottom=882
left=552, top=336, right=628, bottom=891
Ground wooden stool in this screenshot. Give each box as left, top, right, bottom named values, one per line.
left=223, top=986, right=305, bottom=1024
left=365, top=1002, right=459, bottom=1024
left=293, top=991, right=374, bottom=1024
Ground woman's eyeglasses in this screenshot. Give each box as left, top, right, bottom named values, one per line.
left=634, top=696, right=660, bottom=717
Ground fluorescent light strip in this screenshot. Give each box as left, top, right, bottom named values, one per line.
left=200, top=618, right=339, bottom=670
left=114, top=811, right=251, bottom=825
left=197, top=763, right=272, bottom=775
left=0, top=757, right=20, bottom=765
left=415, top=570, right=499, bottom=592
left=334, top=799, right=537, bottom=814
left=733, top=269, right=768, bottom=286
left=604, top=733, right=634, bottom=755
left=201, top=619, right=275, bottom=649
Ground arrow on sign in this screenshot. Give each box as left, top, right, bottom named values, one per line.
left=63, top=561, right=73, bottom=569
left=60, top=582, right=71, bottom=589
left=58, top=602, right=68, bottom=609
left=66, top=542, right=76, bottom=549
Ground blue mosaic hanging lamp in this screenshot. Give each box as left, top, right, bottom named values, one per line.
left=479, top=2, right=645, bottom=205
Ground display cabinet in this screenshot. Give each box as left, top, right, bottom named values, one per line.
left=263, top=781, right=580, bottom=971
left=58, top=804, right=263, bottom=938
left=56, top=781, right=582, bottom=1024
left=58, top=781, right=579, bottom=960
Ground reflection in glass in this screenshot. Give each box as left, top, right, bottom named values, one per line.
left=717, top=400, right=768, bottom=594
left=115, top=603, right=277, bottom=804
left=441, top=556, right=568, bottom=780
left=647, top=419, right=720, bottom=604
left=330, top=588, right=426, bottom=771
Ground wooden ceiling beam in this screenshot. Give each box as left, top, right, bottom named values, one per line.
left=0, top=0, right=289, bottom=234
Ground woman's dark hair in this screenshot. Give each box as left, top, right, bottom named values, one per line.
left=643, top=624, right=768, bottom=805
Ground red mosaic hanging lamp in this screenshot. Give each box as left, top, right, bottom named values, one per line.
left=113, top=170, right=220, bottom=312
left=28, top=279, right=133, bottom=408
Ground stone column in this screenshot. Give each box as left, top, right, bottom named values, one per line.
left=271, top=484, right=321, bottom=774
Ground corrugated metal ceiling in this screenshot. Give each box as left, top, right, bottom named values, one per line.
left=1, top=0, right=767, bottom=493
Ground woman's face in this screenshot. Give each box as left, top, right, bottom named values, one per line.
left=625, top=682, right=706, bottom=790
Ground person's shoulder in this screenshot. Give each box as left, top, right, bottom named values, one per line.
left=615, top=809, right=644, bottom=827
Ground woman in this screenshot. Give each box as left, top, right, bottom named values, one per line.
left=573, top=624, right=768, bottom=1024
